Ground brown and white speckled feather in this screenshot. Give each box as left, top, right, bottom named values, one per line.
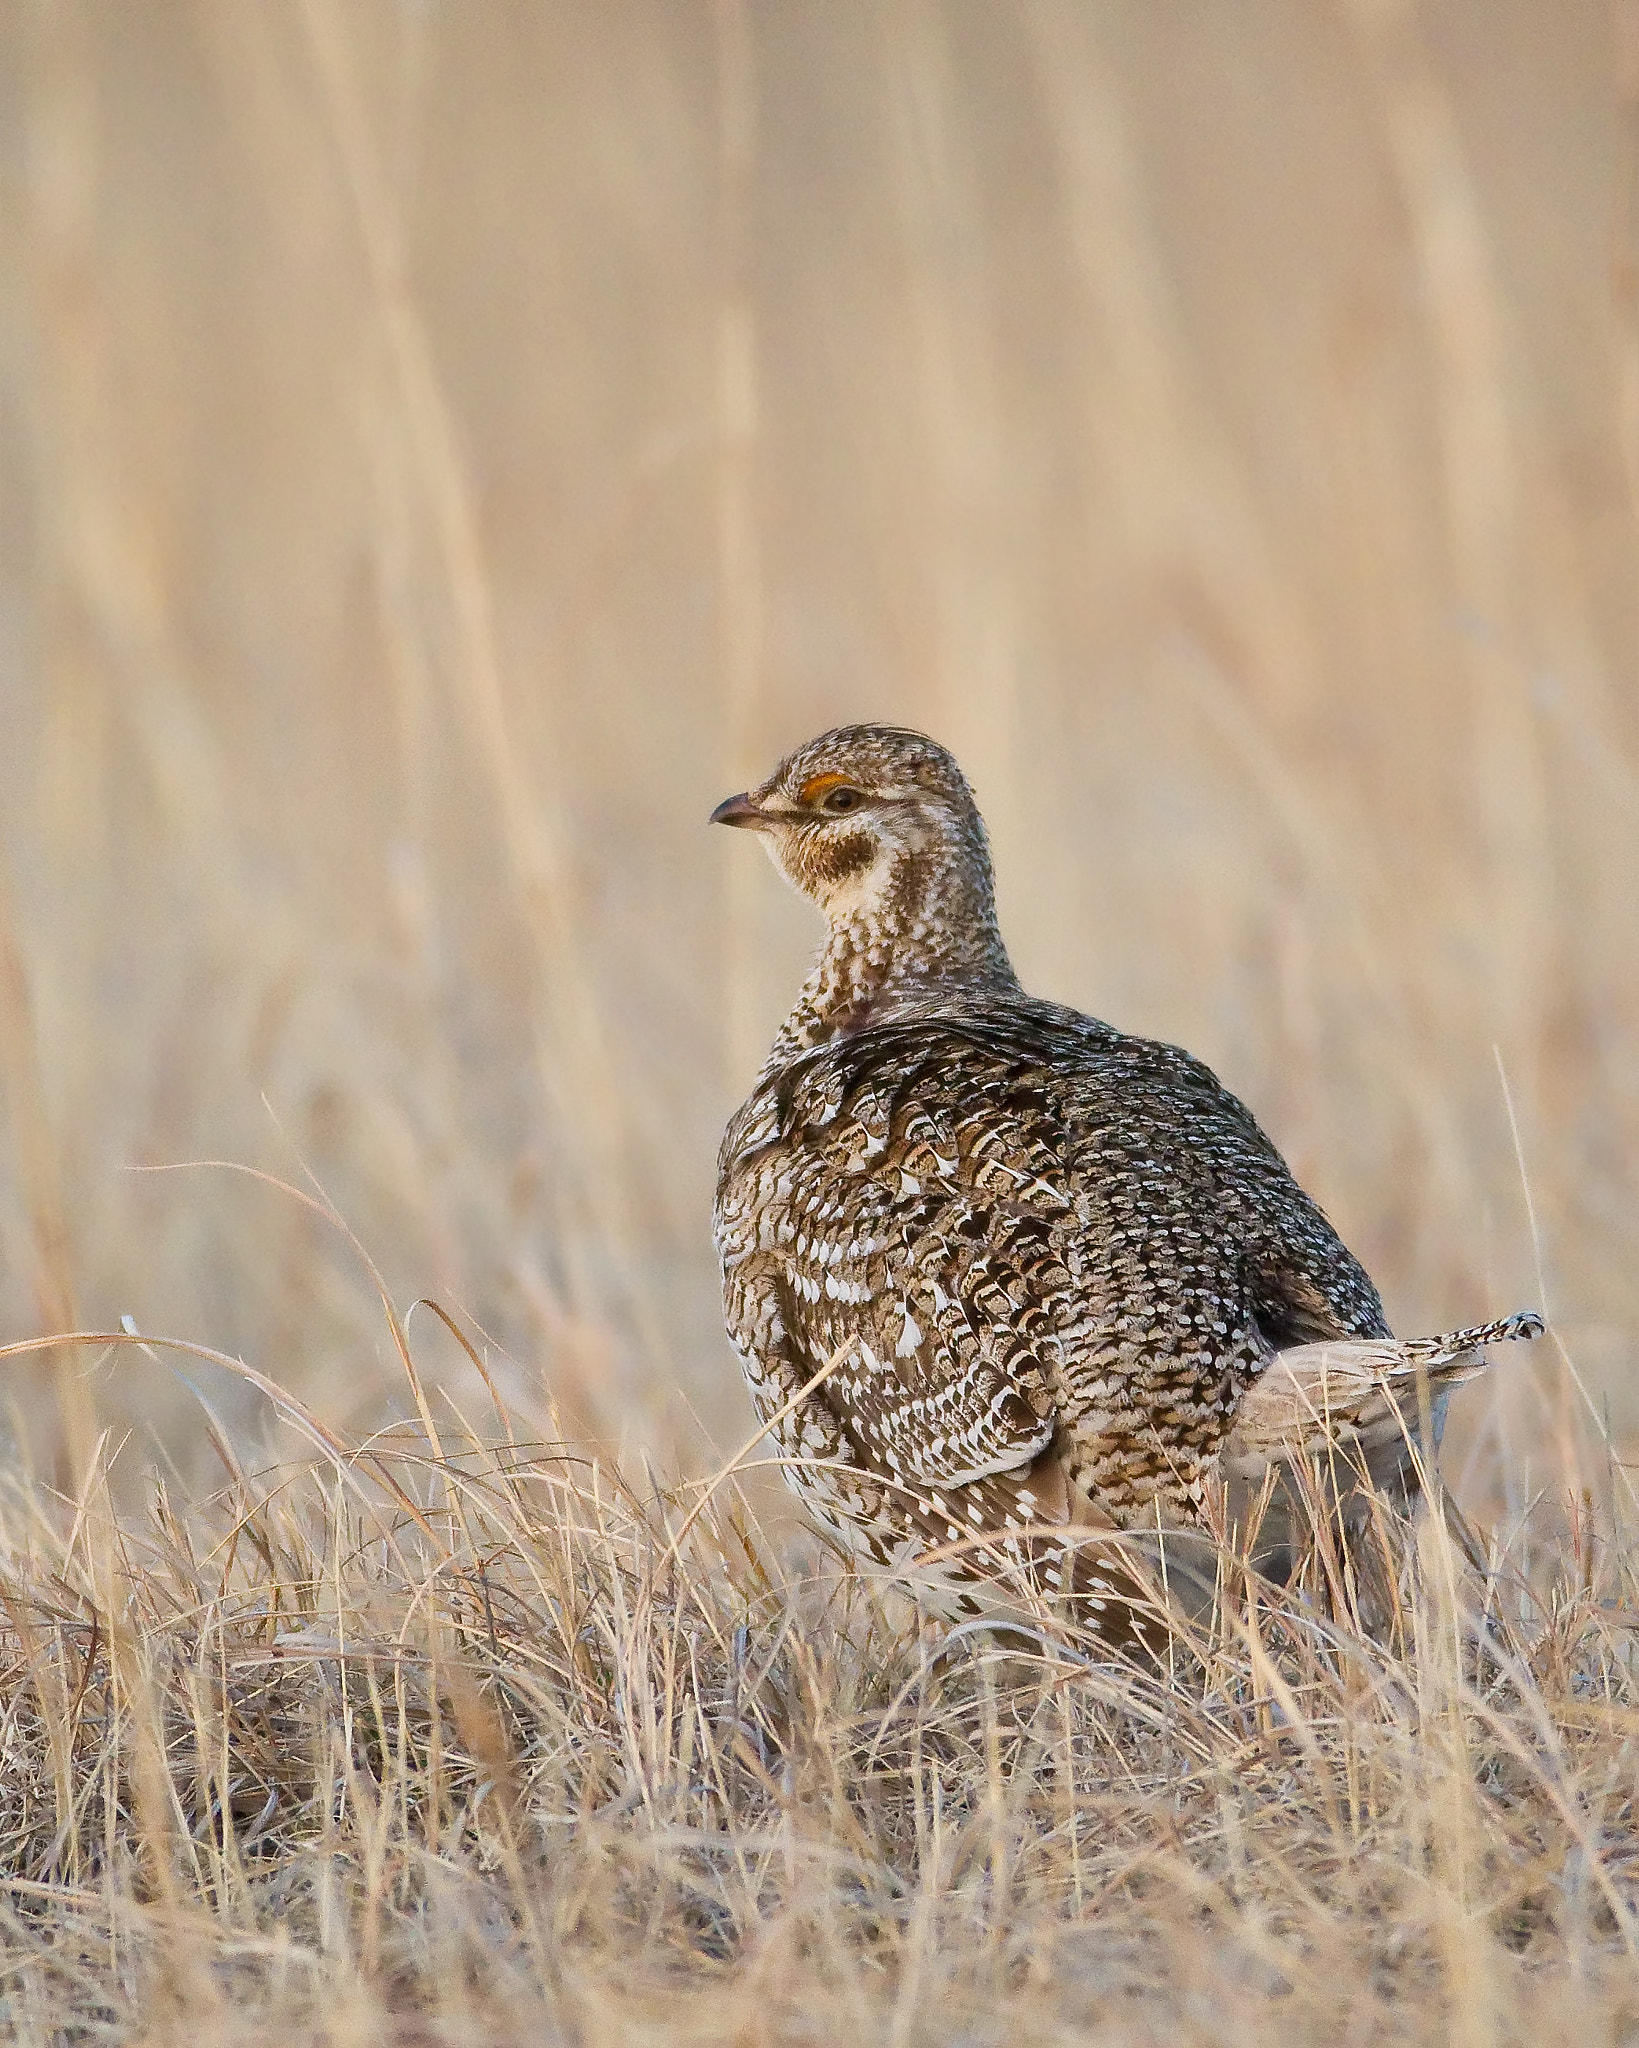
left=712, top=727, right=1541, bottom=1646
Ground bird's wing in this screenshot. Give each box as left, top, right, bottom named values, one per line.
left=716, top=1035, right=1084, bottom=1494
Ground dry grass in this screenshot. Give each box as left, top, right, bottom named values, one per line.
left=0, top=1284, right=1636, bottom=2045
left=2, top=3, right=1638, bottom=2039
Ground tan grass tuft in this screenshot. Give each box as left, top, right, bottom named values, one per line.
left=0, top=1308, right=1634, bottom=2043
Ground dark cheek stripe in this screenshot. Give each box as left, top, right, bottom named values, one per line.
left=801, top=831, right=876, bottom=886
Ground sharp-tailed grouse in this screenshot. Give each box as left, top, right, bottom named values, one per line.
left=712, top=724, right=1540, bottom=1647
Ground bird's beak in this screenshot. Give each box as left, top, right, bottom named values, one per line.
left=710, top=791, right=773, bottom=831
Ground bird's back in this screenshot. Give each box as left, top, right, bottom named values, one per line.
left=716, top=991, right=1388, bottom=1536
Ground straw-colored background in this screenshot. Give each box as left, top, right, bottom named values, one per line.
left=1, top=1, right=1635, bottom=1488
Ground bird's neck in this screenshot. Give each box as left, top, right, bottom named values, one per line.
left=765, top=850, right=1019, bottom=1071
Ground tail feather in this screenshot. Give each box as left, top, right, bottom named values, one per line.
left=1394, top=1309, right=1545, bottom=1368
left=1211, top=1308, right=1543, bottom=1633
left=1222, top=1308, right=1543, bottom=1474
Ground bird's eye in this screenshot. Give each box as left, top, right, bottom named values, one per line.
left=822, top=786, right=863, bottom=814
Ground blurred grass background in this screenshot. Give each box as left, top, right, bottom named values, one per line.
left=0, top=0, right=1634, bottom=1487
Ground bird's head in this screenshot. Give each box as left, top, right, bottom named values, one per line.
left=711, top=725, right=991, bottom=923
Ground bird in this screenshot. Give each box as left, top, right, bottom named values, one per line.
left=710, top=724, right=1542, bottom=1651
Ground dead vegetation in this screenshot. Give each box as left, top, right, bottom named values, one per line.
left=0, top=1286, right=1635, bottom=2043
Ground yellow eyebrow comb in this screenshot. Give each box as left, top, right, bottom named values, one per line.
left=798, top=771, right=858, bottom=804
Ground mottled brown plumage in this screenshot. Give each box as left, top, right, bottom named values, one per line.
left=712, top=726, right=1541, bottom=1648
